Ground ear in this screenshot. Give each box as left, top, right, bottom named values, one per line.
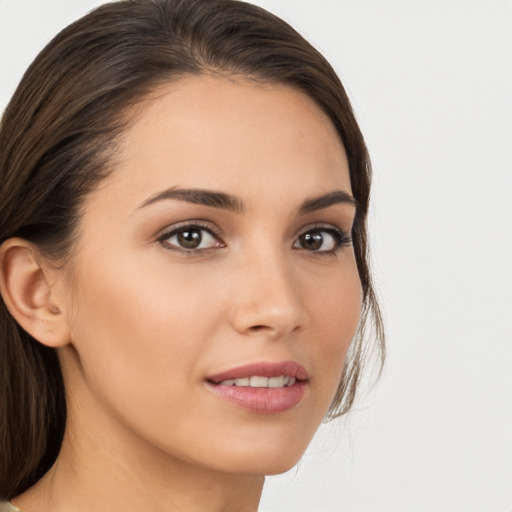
left=0, top=238, right=71, bottom=348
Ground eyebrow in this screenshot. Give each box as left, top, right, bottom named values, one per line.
left=298, top=190, right=358, bottom=214
left=138, top=188, right=244, bottom=213
left=138, top=187, right=357, bottom=214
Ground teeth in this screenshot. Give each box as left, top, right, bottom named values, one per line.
left=268, top=376, right=285, bottom=388
left=218, top=375, right=296, bottom=388
left=250, top=376, right=269, bottom=387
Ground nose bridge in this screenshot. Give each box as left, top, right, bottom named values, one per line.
left=231, top=242, right=306, bottom=338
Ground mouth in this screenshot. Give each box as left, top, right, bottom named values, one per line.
left=205, top=361, right=308, bottom=414
left=214, top=375, right=298, bottom=388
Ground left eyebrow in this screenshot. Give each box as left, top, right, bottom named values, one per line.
left=298, top=190, right=357, bottom=215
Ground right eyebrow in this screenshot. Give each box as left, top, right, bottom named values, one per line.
left=137, top=187, right=244, bottom=213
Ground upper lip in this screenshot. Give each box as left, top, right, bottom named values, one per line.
left=207, top=361, right=309, bottom=383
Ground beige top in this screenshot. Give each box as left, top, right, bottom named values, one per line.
left=0, top=500, right=272, bottom=511
left=0, top=502, right=21, bottom=512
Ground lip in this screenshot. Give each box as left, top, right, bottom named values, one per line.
left=207, top=360, right=309, bottom=383
left=205, top=361, right=308, bottom=414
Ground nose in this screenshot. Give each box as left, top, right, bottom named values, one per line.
left=229, top=249, right=308, bottom=340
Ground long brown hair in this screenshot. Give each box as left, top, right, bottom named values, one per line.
left=0, top=0, right=384, bottom=499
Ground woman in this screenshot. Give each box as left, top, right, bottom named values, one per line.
left=0, top=1, right=384, bottom=510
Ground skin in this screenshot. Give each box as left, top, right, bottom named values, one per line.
left=12, top=76, right=362, bottom=512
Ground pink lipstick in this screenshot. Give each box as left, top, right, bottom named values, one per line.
left=206, top=361, right=308, bottom=414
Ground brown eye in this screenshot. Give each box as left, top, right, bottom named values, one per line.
left=177, top=228, right=203, bottom=249
left=160, top=225, right=224, bottom=251
left=299, top=231, right=325, bottom=251
left=293, top=227, right=349, bottom=253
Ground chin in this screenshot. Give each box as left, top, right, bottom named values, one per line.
left=203, top=434, right=312, bottom=476
left=217, top=455, right=302, bottom=477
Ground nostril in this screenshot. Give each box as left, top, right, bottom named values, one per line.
left=249, top=325, right=267, bottom=333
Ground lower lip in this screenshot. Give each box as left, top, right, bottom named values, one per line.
left=206, top=381, right=307, bottom=414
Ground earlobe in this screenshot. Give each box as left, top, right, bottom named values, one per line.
left=0, top=238, right=70, bottom=348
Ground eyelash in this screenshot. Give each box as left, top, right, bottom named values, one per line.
left=156, top=221, right=352, bottom=256
left=157, top=221, right=225, bottom=254
left=293, top=224, right=353, bottom=256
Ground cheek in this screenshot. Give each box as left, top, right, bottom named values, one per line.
left=305, top=260, right=362, bottom=397
left=65, top=255, right=225, bottom=412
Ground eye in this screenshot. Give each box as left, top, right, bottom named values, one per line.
left=158, top=223, right=225, bottom=251
left=293, top=226, right=351, bottom=253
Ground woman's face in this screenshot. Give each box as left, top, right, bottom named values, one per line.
left=58, top=76, right=362, bottom=475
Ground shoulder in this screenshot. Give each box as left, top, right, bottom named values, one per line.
left=0, top=502, right=21, bottom=512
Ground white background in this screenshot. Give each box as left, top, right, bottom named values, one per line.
left=1, top=1, right=511, bottom=511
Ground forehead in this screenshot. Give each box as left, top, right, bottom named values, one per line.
left=91, top=75, right=351, bottom=214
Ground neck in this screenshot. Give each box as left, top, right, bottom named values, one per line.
left=14, top=371, right=264, bottom=512
left=16, top=430, right=264, bottom=512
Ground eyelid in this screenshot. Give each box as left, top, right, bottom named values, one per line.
left=294, top=222, right=353, bottom=252
left=156, top=220, right=225, bottom=251
left=296, top=222, right=351, bottom=238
